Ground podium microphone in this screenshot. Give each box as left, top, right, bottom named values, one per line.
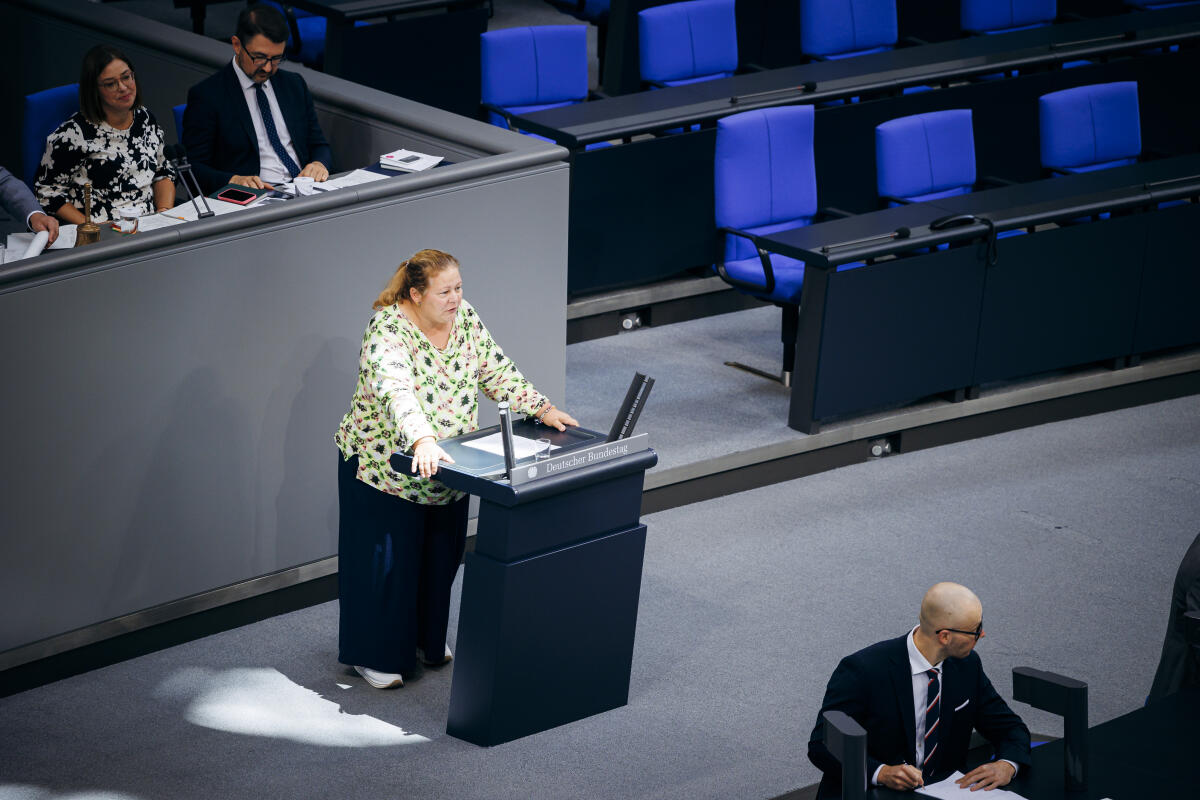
left=166, top=144, right=213, bottom=219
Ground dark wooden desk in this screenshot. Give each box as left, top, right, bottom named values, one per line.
left=511, top=8, right=1200, bottom=296
left=754, top=155, right=1200, bottom=433
left=285, top=0, right=489, bottom=117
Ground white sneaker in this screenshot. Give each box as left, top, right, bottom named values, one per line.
left=354, top=665, right=403, bottom=689
left=417, top=643, right=453, bottom=666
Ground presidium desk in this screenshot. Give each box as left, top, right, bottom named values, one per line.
left=393, top=419, right=657, bottom=746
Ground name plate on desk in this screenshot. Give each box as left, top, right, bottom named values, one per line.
left=511, top=434, right=649, bottom=486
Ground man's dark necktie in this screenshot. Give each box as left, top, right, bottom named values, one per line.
left=254, top=83, right=300, bottom=178
left=923, top=668, right=941, bottom=779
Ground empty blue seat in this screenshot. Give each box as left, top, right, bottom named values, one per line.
left=714, top=106, right=819, bottom=384
left=22, top=83, right=78, bottom=188
left=800, top=0, right=898, bottom=60
left=480, top=25, right=589, bottom=140
left=962, top=0, right=1056, bottom=35
left=876, top=109, right=977, bottom=205
left=638, top=0, right=738, bottom=87
left=1039, top=82, right=1141, bottom=174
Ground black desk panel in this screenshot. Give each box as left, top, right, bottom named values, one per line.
left=754, top=157, right=1200, bottom=433
left=290, top=0, right=488, bottom=118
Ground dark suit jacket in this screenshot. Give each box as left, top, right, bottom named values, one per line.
left=808, top=633, right=1031, bottom=798
left=1149, top=531, right=1200, bottom=702
left=182, top=63, right=332, bottom=194
left=1, top=165, right=41, bottom=222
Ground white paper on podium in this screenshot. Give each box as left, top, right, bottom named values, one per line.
left=6, top=225, right=76, bottom=258
left=461, top=433, right=558, bottom=460
left=324, top=169, right=390, bottom=190
left=916, top=772, right=1021, bottom=799
left=22, top=230, right=48, bottom=258
left=135, top=213, right=188, bottom=232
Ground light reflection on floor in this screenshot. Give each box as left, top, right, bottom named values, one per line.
left=154, top=667, right=429, bottom=747
left=0, top=788, right=146, bottom=800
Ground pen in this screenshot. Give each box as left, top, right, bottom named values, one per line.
left=159, top=213, right=188, bottom=221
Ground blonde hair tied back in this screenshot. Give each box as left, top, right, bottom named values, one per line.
left=373, top=248, right=459, bottom=310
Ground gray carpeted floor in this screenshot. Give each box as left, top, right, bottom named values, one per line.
left=2, top=393, right=1198, bottom=800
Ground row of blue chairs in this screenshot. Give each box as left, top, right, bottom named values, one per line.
left=714, top=80, right=1146, bottom=384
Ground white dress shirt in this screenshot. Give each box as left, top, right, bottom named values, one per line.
left=232, top=58, right=301, bottom=185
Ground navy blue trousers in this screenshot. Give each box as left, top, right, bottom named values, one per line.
left=337, top=453, right=468, bottom=673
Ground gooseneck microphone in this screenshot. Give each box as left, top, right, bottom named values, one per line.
left=166, top=145, right=213, bottom=219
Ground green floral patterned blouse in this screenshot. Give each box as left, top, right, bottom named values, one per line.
left=335, top=300, right=547, bottom=505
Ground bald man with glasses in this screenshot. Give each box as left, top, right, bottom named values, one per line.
left=182, top=4, right=331, bottom=194
left=808, top=582, right=1031, bottom=797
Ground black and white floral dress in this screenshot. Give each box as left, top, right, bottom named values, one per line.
left=34, top=108, right=174, bottom=223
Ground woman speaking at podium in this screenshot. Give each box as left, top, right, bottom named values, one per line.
left=334, top=249, right=576, bottom=689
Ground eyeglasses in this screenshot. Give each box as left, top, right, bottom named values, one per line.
left=245, top=50, right=286, bottom=67
left=98, top=71, right=135, bottom=92
left=937, top=621, right=984, bottom=641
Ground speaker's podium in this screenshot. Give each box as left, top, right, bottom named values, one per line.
left=392, top=418, right=657, bottom=746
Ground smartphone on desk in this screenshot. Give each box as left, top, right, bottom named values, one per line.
left=215, top=187, right=258, bottom=205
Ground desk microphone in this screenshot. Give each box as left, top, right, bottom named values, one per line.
left=166, top=145, right=213, bottom=219
left=820, top=226, right=910, bottom=254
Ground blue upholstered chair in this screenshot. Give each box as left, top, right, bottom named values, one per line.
left=800, top=0, right=898, bottom=60
left=961, top=0, right=1056, bottom=34
left=1039, top=82, right=1141, bottom=174
left=638, top=0, right=738, bottom=87
left=21, top=83, right=78, bottom=188
left=263, top=2, right=328, bottom=68
left=173, top=104, right=186, bottom=145
left=876, top=109, right=978, bottom=206
left=480, top=25, right=589, bottom=139
left=713, top=105, right=820, bottom=385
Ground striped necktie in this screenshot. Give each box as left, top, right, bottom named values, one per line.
left=923, top=668, right=941, bottom=778
left=253, top=82, right=300, bottom=179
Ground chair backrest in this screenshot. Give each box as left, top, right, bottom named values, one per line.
left=263, top=0, right=327, bottom=66
left=876, top=109, right=976, bottom=203
left=173, top=104, right=186, bottom=145
left=800, top=0, right=898, bottom=59
left=714, top=105, right=818, bottom=263
left=1039, top=81, right=1141, bottom=173
left=21, top=83, right=79, bottom=187
left=481, top=25, right=588, bottom=116
left=638, top=0, right=738, bottom=86
left=962, top=0, right=1056, bottom=34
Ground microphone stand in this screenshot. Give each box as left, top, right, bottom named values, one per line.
left=169, top=146, right=213, bottom=219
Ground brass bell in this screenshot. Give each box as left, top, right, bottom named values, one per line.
left=75, top=182, right=101, bottom=247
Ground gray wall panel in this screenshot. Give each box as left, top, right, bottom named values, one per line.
left=0, top=164, right=569, bottom=654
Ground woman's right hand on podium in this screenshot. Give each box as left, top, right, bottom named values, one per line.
left=412, top=437, right=455, bottom=479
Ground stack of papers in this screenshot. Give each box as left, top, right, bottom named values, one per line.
left=917, top=772, right=1021, bottom=799
left=379, top=148, right=443, bottom=172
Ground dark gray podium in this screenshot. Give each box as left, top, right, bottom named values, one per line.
left=392, top=420, right=657, bottom=746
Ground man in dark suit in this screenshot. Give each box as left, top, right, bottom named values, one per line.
left=1148, top=531, right=1200, bottom=702
left=808, top=582, right=1030, bottom=797
left=182, top=4, right=332, bottom=194
left=1, top=165, right=59, bottom=244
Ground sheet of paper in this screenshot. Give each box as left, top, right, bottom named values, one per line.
left=172, top=197, right=246, bottom=221
left=324, top=169, right=390, bottom=190
left=136, top=213, right=188, bottom=232
left=917, top=772, right=1021, bottom=799
left=461, top=433, right=557, bottom=460
left=6, top=225, right=76, bottom=258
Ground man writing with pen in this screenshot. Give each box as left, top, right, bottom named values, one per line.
left=808, top=583, right=1031, bottom=796
left=182, top=4, right=331, bottom=194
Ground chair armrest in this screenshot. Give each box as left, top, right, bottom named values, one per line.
left=1047, top=166, right=1074, bottom=177
left=480, top=102, right=519, bottom=132
left=740, top=63, right=767, bottom=73
left=901, top=36, right=929, bottom=47
left=879, top=194, right=911, bottom=206
left=818, top=206, right=855, bottom=220
left=716, top=227, right=775, bottom=295
left=645, top=79, right=671, bottom=90
left=588, top=89, right=611, bottom=100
